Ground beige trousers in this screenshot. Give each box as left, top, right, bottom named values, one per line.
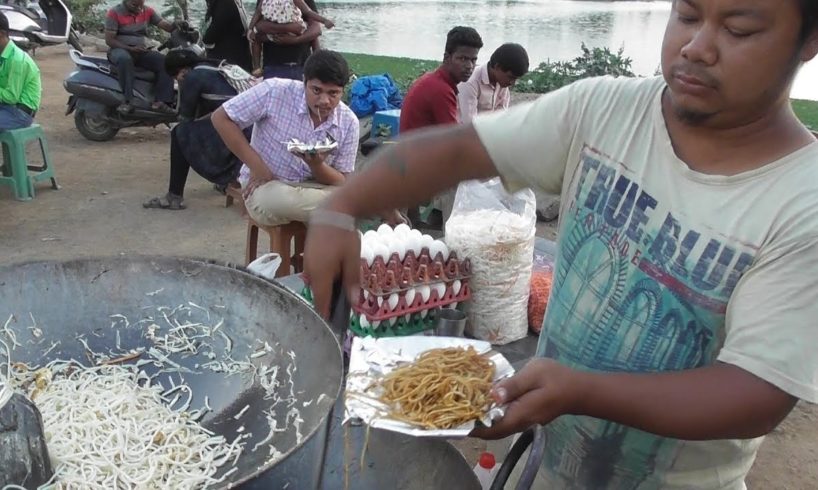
left=244, top=180, right=333, bottom=227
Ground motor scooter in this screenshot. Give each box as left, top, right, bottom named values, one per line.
left=0, top=0, right=82, bottom=52
left=63, top=26, right=202, bottom=142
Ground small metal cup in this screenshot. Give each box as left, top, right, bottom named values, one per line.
left=434, top=308, right=467, bottom=337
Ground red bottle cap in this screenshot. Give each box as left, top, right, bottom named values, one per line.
left=478, top=452, right=496, bottom=469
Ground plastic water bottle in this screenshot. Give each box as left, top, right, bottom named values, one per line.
left=473, top=452, right=497, bottom=490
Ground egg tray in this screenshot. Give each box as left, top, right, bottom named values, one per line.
left=351, top=279, right=471, bottom=322
left=359, top=251, right=472, bottom=296
left=348, top=311, right=438, bottom=338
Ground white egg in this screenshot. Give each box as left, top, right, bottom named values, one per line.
left=420, top=234, right=435, bottom=252
left=404, top=289, right=416, bottom=307
left=432, top=282, right=446, bottom=299
left=387, top=293, right=399, bottom=311
left=363, top=290, right=370, bottom=301
left=417, top=285, right=431, bottom=303
left=370, top=241, right=390, bottom=261
left=394, top=223, right=411, bottom=236
left=452, top=279, right=462, bottom=296
left=360, top=243, right=375, bottom=266
left=377, top=223, right=394, bottom=236
left=420, top=309, right=428, bottom=319
left=429, top=240, right=445, bottom=260
left=389, top=235, right=406, bottom=261
left=372, top=320, right=381, bottom=328
left=407, top=230, right=423, bottom=256
left=438, top=241, right=450, bottom=261
left=449, top=302, right=459, bottom=309
left=377, top=296, right=384, bottom=307
left=363, top=230, right=379, bottom=244
left=359, top=316, right=370, bottom=328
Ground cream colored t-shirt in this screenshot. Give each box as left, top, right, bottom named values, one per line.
left=473, top=75, right=818, bottom=490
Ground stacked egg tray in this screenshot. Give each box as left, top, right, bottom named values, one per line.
left=349, top=250, right=472, bottom=337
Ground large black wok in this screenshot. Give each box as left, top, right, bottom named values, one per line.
left=0, top=256, right=343, bottom=488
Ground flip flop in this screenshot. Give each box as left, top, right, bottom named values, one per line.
left=142, top=196, right=186, bottom=210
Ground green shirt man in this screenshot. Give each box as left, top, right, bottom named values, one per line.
left=0, top=15, right=42, bottom=130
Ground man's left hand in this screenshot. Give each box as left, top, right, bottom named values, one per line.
left=298, top=151, right=327, bottom=169
left=470, top=358, right=581, bottom=440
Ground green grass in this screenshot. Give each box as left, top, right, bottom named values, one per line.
left=792, top=99, right=818, bottom=130
left=342, top=52, right=438, bottom=92
left=341, top=53, right=818, bottom=129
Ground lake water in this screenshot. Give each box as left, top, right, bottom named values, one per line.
left=310, top=0, right=818, bottom=100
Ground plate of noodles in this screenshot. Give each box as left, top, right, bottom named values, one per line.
left=344, top=336, right=515, bottom=437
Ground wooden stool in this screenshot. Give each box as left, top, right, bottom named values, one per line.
left=246, top=219, right=307, bottom=277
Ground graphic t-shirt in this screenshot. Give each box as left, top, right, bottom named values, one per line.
left=473, top=76, right=818, bottom=489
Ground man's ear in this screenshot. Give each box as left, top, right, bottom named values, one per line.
left=800, top=29, right=818, bottom=63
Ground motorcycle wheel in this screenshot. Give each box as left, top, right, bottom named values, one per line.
left=74, top=110, right=118, bottom=142
left=68, top=29, right=83, bottom=53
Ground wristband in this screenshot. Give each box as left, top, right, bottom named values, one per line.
left=310, top=209, right=357, bottom=232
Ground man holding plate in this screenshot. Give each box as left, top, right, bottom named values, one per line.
left=212, top=49, right=359, bottom=226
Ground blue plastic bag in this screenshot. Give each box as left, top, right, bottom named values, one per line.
left=349, top=74, right=403, bottom=118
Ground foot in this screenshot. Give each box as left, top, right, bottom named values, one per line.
left=117, top=103, right=134, bottom=114
left=151, top=102, right=176, bottom=115
left=251, top=68, right=264, bottom=77
left=142, top=193, right=186, bottom=210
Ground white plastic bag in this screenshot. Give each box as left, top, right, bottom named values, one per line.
left=444, top=179, right=536, bottom=345
left=247, top=253, right=282, bottom=280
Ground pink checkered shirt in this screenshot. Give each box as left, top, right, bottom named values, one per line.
left=222, top=78, right=359, bottom=184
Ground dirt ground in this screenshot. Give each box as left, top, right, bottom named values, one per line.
left=1, top=46, right=817, bottom=488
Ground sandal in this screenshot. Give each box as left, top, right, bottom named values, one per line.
left=142, top=194, right=186, bottom=210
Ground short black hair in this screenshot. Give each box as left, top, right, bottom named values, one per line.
left=303, top=50, right=351, bottom=87
left=164, top=49, right=205, bottom=77
left=488, top=43, right=530, bottom=78
left=0, top=12, right=9, bottom=33
left=444, top=26, right=483, bottom=55
left=800, top=0, right=818, bottom=40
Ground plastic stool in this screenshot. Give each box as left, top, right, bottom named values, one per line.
left=245, top=219, right=307, bottom=278
left=0, top=124, right=59, bottom=201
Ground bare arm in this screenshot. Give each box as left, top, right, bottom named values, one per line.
left=473, top=359, right=797, bottom=441
left=301, top=153, right=346, bottom=185
left=211, top=107, right=274, bottom=181
left=255, top=19, right=308, bottom=35
left=267, top=20, right=322, bottom=45
left=157, top=19, right=176, bottom=32
left=293, top=0, right=332, bottom=26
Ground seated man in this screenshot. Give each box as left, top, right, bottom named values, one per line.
left=104, top=0, right=181, bottom=114
left=458, top=43, right=529, bottom=123
left=399, top=25, right=482, bottom=223
left=0, top=12, right=41, bottom=131
left=400, top=26, right=483, bottom=132
left=212, top=49, right=359, bottom=226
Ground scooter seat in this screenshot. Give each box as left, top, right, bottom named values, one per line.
left=76, top=53, right=157, bottom=82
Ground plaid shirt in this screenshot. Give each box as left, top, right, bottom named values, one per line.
left=223, top=79, right=359, bottom=184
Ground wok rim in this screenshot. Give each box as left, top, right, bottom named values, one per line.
left=0, top=254, right=345, bottom=489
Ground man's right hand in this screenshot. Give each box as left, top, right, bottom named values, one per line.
left=129, top=45, right=148, bottom=53
left=242, top=169, right=275, bottom=200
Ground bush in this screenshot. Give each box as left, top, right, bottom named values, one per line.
left=66, top=0, right=106, bottom=34
left=517, top=43, right=635, bottom=94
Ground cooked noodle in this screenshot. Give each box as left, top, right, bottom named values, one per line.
left=376, top=347, right=495, bottom=430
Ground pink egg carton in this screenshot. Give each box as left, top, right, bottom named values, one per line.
left=351, top=279, right=471, bottom=322
left=359, top=250, right=472, bottom=296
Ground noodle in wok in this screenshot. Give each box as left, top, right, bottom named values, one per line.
left=376, top=347, right=495, bottom=430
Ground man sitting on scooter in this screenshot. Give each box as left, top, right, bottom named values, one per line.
left=104, top=0, right=185, bottom=114
left=0, top=12, right=41, bottom=130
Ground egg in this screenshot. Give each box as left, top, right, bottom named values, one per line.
left=387, top=293, right=400, bottom=311
left=394, top=223, right=411, bottom=236
left=377, top=223, right=394, bottom=236
left=432, top=282, right=446, bottom=300
left=420, top=234, right=435, bottom=253
left=452, top=279, right=462, bottom=296
left=429, top=240, right=446, bottom=260
left=417, top=285, right=431, bottom=303
left=360, top=243, right=375, bottom=266
left=359, top=316, right=370, bottom=328
left=407, top=230, right=423, bottom=256
left=377, top=296, right=384, bottom=308
left=388, top=235, right=406, bottom=262
left=404, top=289, right=416, bottom=307
left=372, top=320, right=381, bottom=328
left=449, top=302, right=459, bottom=309
left=370, top=241, right=390, bottom=261
left=363, top=230, right=379, bottom=244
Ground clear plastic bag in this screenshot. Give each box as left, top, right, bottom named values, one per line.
left=247, top=253, right=282, bottom=280
left=444, top=178, right=537, bottom=345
